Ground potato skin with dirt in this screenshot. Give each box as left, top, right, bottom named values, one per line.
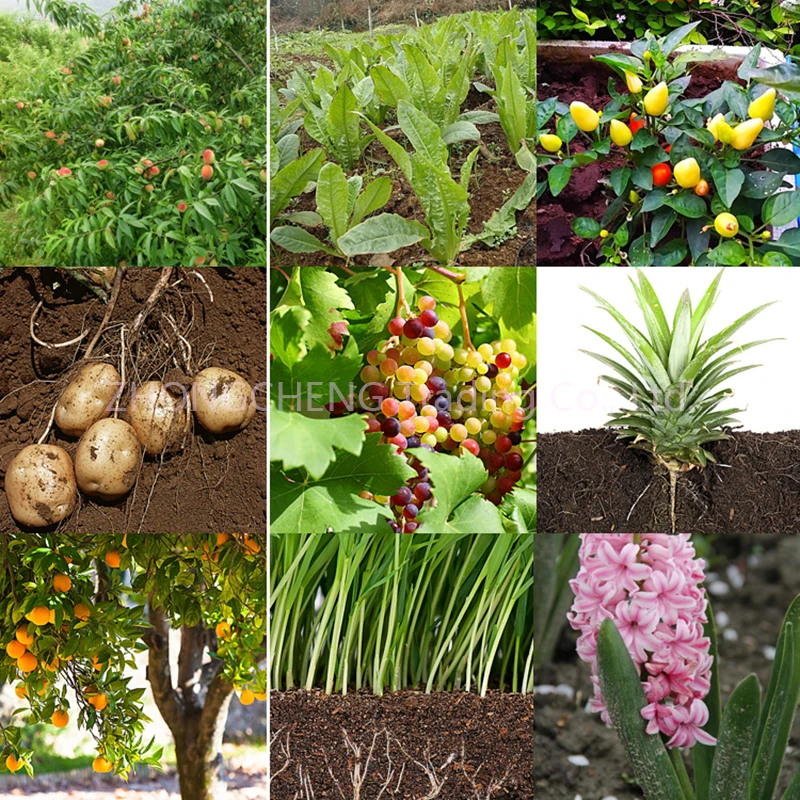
left=55, top=363, right=121, bottom=437
left=193, top=367, right=256, bottom=434
left=75, top=418, right=141, bottom=500
left=5, top=444, right=76, bottom=527
left=126, top=381, right=190, bottom=455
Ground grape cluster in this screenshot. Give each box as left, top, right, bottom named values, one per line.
left=350, top=295, right=530, bottom=531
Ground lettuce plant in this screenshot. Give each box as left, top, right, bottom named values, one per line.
left=570, top=533, right=800, bottom=800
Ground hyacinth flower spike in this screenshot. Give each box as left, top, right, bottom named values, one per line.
left=568, top=533, right=800, bottom=800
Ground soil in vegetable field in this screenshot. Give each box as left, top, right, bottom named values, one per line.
left=270, top=689, right=534, bottom=798
left=271, top=120, right=536, bottom=268
left=537, top=60, right=726, bottom=266
left=0, top=267, right=266, bottom=534
left=535, top=536, right=800, bottom=798
left=537, top=429, right=800, bottom=533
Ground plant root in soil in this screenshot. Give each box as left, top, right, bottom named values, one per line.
left=538, top=429, right=800, bottom=533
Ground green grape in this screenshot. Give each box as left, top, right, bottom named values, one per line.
left=421, top=433, right=437, bottom=447
left=396, top=365, right=416, bottom=383
left=466, top=350, right=483, bottom=369
left=482, top=430, right=497, bottom=445
left=478, top=343, right=494, bottom=360
left=476, top=376, right=491, bottom=393
left=501, top=338, right=517, bottom=353
left=476, top=362, right=488, bottom=375
left=415, top=416, right=430, bottom=433
left=434, top=427, right=449, bottom=443
left=450, top=424, right=467, bottom=442
left=413, top=368, right=428, bottom=385
left=417, top=337, right=436, bottom=356
left=495, top=372, right=513, bottom=389
left=483, top=398, right=497, bottom=413
left=454, top=348, right=468, bottom=365
left=465, top=417, right=482, bottom=435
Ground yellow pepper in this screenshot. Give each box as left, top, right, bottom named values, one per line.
left=643, top=82, right=669, bottom=116
left=609, top=119, right=633, bottom=147
left=570, top=101, right=600, bottom=132
left=629, top=189, right=640, bottom=203
left=539, top=133, right=563, bottom=153
left=748, top=88, right=776, bottom=121
left=625, top=70, right=643, bottom=94
left=673, top=157, right=701, bottom=189
left=714, top=212, right=739, bottom=238
left=730, top=118, right=764, bottom=150
left=706, top=113, right=734, bottom=144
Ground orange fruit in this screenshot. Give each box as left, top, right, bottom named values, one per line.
left=121, top=534, right=128, bottom=548
left=37, top=680, right=49, bottom=697
left=254, top=692, right=267, bottom=701
left=49, top=609, right=56, bottom=625
left=92, top=655, right=104, bottom=671
left=14, top=684, right=27, bottom=699
left=6, top=640, right=26, bottom=659
left=52, top=709, right=69, bottom=728
left=215, top=621, right=231, bottom=639
left=105, top=550, right=121, bottom=568
left=239, top=689, right=255, bottom=705
left=216, top=534, right=231, bottom=546
left=88, top=692, right=108, bottom=710
left=16, top=624, right=34, bottom=646
left=26, top=606, right=50, bottom=626
left=53, top=574, right=72, bottom=592
left=242, top=534, right=261, bottom=554
left=17, top=652, right=37, bottom=672
left=92, top=756, right=113, bottom=773
left=5, top=754, right=23, bottom=772
left=74, top=603, right=91, bottom=621
left=43, top=656, right=60, bottom=672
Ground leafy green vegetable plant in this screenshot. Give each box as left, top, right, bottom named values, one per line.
left=269, top=145, right=324, bottom=226
left=270, top=162, right=392, bottom=258
left=538, top=22, right=800, bottom=265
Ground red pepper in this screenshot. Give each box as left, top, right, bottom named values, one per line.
left=664, top=144, right=672, bottom=153
left=651, top=162, right=672, bottom=187
left=630, top=112, right=646, bottom=134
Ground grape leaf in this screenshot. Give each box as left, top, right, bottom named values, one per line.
left=480, top=266, right=536, bottom=329
left=276, top=267, right=354, bottom=352
left=269, top=406, right=366, bottom=479
left=411, top=449, right=503, bottom=532
left=270, top=336, right=361, bottom=408
left=270, top=305, right=311, bottom=368
left=504, top=487, right=537, bottom=533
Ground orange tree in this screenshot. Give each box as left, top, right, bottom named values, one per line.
left=0, top=533, right=266, bottom=800
left=0, top=0, right=266, bottom=266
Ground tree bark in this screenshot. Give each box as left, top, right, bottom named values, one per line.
left=146, top=602, right=234, bottom=800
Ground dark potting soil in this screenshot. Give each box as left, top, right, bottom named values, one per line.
left=537, top=429, right=800, bottom=533
left=537, top=60, right=733, bottom=266
left=270, top=689, right=534, bottom=799
left=535, top=537, right=800, bottom=798
left=0, top=268, right=267, bottom=533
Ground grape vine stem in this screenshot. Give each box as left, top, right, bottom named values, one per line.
left=392, top=266, right=411, bottom=317
left=428, top=266, right=465, bottom=284
left=458, top=284, right=474, bottom=351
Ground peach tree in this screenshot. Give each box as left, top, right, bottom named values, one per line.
left=0, top=0, right=266, bottom=266
left=0, top=533, right=266, bottom=800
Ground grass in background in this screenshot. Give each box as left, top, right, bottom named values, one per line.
left=271, top=533, right=533, bottom=696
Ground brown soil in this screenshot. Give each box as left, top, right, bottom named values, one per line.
left=272, top=121, right=535, bottom=267
left=537, top=61, right=737, bottom=266
left=270, top=689, right=534, bottom=799
left=0, top=268, right=266, bottom=534
left=535, top=537, right=800, bottom=798
left=537, top=429, right=800, bottom=533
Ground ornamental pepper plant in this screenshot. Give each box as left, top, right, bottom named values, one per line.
left=537, top=22, right=800, bottom=265
left=569, top=533, right=800, bottom=800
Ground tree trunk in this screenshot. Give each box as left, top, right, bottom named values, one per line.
left=146, top=602, right=235, bottom=800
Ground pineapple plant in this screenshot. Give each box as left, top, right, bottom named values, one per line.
left=580, top=269, right=778, bottom=528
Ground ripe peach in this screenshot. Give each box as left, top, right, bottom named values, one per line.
left=194, top=256, right=206, bottom=266
left=192, top=54, right=199, bottom=60
left=144, top=183, right=154, bottom=191
left=112, top=75, right=120, bottom=85
left=95, top=139, right=105, bottom=148
left=27, top=171, right=36, bottom=179
left=57, top=139, right=65, bottom=146
left=177, top=202, right=187, bottom=212
left=62, top=67, right=71, bottom=75
left=57, top=167, right=72, bottom=176
left=201, top=164, right=213, bottom=180
left=141, top=158, right=153, bottom=167
left=97, top=160, right=109, bottom=170
left=134, top=166, right=144, bottom=174
left=149, top=166, right=159, bottom=176
left=202, top=149, right=215, bottom=165
left=45, top=131, right=56, bottom=139
left=16, top=101, right=24, bottom=110
left=106, top=191, right=115, bottom=200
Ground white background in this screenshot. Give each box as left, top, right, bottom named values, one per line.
left=538, top=267, right=800, bottom=433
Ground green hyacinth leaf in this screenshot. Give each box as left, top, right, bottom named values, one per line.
left=596, top=619, right=687, bottom=800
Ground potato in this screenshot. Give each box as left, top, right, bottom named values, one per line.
left=126, top=381, right=190, bottom=455
left=55, top=363, right=121, bottom=437
left=75, top=418, right=141, bottom=500
left=5, top=444, right=76, bottom=527
left=193, top=367, right=256, bottom=434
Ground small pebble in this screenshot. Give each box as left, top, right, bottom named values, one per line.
left=716, top=610, right=730, bottom=627
left=708, top=580, right=730, bottom=596
left=568, top=755, right=590, bottom=767
left=723, top=629, right=738, bottom=642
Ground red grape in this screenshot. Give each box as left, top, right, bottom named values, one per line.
left=496, top=436, right=512, bottom=454
left=388, top=317, right=406, bottom=336
left=403, top=503, right=419, bottom=520
left=505, top=452, right=523, bottom=471
left=382, top=418, right=401, bottom=437
left=419, top=309, right=438, bottom=327
left=392, top=487, right=412, bottom=506
left=461, top=439, right=480, bottom=456
left=496, top=352, right=512, bottom=369
left=404, top=318, right=423, bottom=339
left=414, top=482, right=432, bottom=501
